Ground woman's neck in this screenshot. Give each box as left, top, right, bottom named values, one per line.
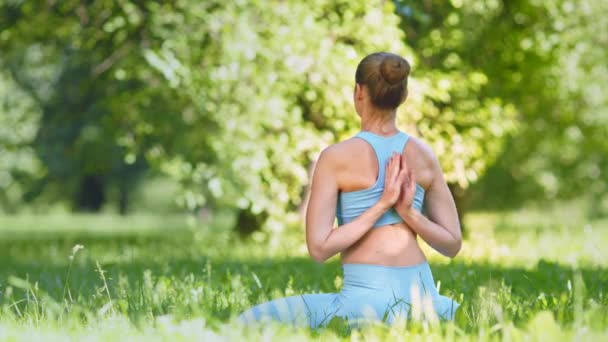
left=360, top=110, right=398, bottom=136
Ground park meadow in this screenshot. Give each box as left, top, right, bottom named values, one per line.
left=0, top=202, right=606, bottom=340
left=1, top=0, right=607, bottom=341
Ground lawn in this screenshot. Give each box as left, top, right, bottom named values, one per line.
left=0, top=207, right=606, bottom=341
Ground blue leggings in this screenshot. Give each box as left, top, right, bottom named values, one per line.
left=235, top=262, right=460, bottom=328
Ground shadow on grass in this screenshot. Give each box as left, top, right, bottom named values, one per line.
left=0, top=236, right=606, bottom=330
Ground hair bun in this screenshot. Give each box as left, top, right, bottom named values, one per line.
left=379, top=55, right=409, bottom=85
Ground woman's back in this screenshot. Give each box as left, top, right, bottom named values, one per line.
left=336, top=131, right=426, bottom=225
left=323, top=129, right=435, bottom=266
left=236, top=52, right=461, bottom=328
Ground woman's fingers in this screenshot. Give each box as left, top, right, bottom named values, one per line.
left=385, top=153, right=403, bottom=196
left=381, top=153, right=413, bottom=206
left=397, top=168, right=408, bottom=186
left=408, top=169, right=416, bottom=193
left=401, top=153, right=408, bottom=173
left=385, top=154, right=395, bottom=183
left=393, top=154, right=402, bottom=184
left=387, top=153, right=399, bottom=184
left=400, top=154, right=412, bottom=182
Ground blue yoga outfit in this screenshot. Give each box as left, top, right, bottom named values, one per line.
left=336, top=131, right=426, bottom=225
left=235, top=130, right=460, bottom=328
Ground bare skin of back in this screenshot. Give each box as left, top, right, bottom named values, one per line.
left=332, top=135, right=432, bottom=266
left=305, top=83, right=461, bottom=266
left=305, top=129, right=462, bottom=266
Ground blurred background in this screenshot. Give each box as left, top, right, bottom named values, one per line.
left=1, top=0, right=606, bottom=238
left=0, top=2, right=607, bottom=338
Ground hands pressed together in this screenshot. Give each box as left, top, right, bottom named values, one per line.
left=378, top=152, right=462, bottom=257
left=306, top=144, right=462, bottom=262
left=379, top=152, right=417, bottom=216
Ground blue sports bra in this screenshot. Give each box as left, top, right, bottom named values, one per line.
left=335, top=130, right=425, bottom=227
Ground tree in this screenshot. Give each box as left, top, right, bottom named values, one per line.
left=394, top=0, right=608, bottom=216
left=0, top=68, right=43, bottom=212
left=1, top=1, right=158, bottom=213
left=139, top=0, right=516, bottom=236
left=1, top=0, right=519, bottom=235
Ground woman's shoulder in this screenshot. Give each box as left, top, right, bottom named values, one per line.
left=317, top=137, right=370, bottom=167
left=404, top=134, right=441, bottom=170
left=323, top=136, right=367, bottom=153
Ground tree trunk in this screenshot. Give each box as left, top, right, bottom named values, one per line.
left=235, top=208, right=268, bottom=237
left=75, top=175, right=105, bottom=212
left=118, top=183, right=128, bottom=215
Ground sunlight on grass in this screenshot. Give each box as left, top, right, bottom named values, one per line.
left=459, top=211, right=608, bottom=268
left=0, top=210, right=606, bottom=340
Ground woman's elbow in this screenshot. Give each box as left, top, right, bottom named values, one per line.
left=310, top=251, right=329, bottom=263
left=307, top=245, right=329, bottom=263
left=444, top=238, right=462, bottom=258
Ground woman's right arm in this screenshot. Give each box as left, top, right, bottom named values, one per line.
left=394, top=148, right=462, bottom=257
left=306, top=150, right=406, bottom=263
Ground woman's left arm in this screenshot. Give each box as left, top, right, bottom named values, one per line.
left=395, top=153, right=462, bottom=258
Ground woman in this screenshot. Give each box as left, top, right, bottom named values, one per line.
left=236, top=52, right=462, bottom=329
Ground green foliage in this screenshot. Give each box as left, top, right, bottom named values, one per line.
left=2, top=0, right=606, bottom=228
left=1, top=0, right=520, bottom=231
left=0, top=1, right=163, bottom=212
left=141, top=1, right=517, bottom=234
left=396, top=1, right=520, bottom=187
left=139, top=1, right=416, bottom=232
left=394, top=0, right=608, bottom=211
left=0, top=69, right=44, bottom=211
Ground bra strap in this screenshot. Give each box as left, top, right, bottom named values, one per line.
left=394, top=131, right=410, bottom=155
left=354, top=131, right=410, bottom=183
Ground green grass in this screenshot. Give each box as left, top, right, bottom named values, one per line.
left=0, top=210, right=606, bottom=341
